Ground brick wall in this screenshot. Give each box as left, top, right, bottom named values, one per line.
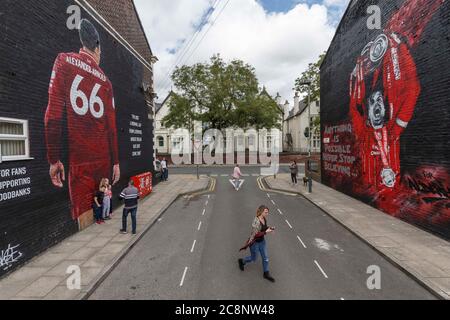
left=0, top=0, right=155, bottom=277
left=320, top=0, right=449, bottom=239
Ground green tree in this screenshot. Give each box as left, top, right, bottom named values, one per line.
left=294, top=52, right=326, bottom=104
left=162, top=55, right=281, bottom=132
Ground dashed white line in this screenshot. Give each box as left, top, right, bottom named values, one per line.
left=198, top=221, right=202, bottom=231
left=267, top=194, right=271, bottom=198
left=221, top=174, right=229, bottom=177
left=285, top=220, right=293, bottom=229
left=202, top=209, right=206, bottom=216
left=190, top=240, right=197, bottom=253
left=297, top=236, right=307, bottom=249
left=314, top=260, right=329, bottom=279
left=180, top=267, right=188, bottom=287
left=271, top=200, right=276, bottom=205
left=208, top=195, right=210, bottom=199
left=205, top=200, right=209, bottom=206
left=277, top=209, right=283, bottom=216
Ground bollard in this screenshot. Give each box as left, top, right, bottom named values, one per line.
left=308, top=177, right=313, bottom=193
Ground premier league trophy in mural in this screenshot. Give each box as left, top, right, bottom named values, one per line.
left=348, top=0, right=444, bottom=200
left=45, top=19, right=120, bottom=223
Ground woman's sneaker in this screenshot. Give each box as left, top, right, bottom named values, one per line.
left=238, top=259, right=245, bottom=271
left=263, top=272, right=275, bottom=282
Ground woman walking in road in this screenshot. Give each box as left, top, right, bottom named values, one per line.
left=239, top=205, right=276, bottom=282
left=290, top=161, right=299, bottom=185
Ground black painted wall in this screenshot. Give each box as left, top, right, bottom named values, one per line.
left=0, top=1, right=154, bottom=277
left=321, top=0, right=449, bottom=239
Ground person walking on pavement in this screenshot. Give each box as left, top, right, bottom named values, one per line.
left=119, top=180, right=140, bottom=235
left=161, top=158, right=168, bottom=182
left=232, top=164, right=242, bottom=191
left=290, top=161, right=299, bottom=185
left=239, top=205, right=276, bottom=282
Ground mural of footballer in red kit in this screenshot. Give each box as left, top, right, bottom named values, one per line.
left=348, top=0, right=445, bottom=208
left=45, top=19, right=120, bottom=222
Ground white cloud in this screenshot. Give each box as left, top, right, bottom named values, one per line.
left=134, top=0, right=346, bottom=103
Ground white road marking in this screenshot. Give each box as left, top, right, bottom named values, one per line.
left=242, top=174, right=250, bottom=177
left=271, top=200, right=276, bottom=205
left=267, top=194, right=271, bottom=198
left=285, top=220, right=293, bottom=229
left=314, top=260, right=329, bottom=279
left=277, top=209, right=283, bottom=215
left=157, top=218, right=163, bottom=222
left=221, top=174, right=229, bottom=177
left=252, top=174, right=259, bottom=177
left=297, top=236, right=307, bottom=249
left=180, top=267, right=188, bottom=287
left=198, top=221, right=202, bottom=231
left=205, top=200, right=209, bottom=206
left=191, top=240, right=197, bottom=253
left=208, top=195, right=210, bottom=199
left=202, top=209, right=206, bottom=216
left=340, top=298, right=345, bottom=301
left=211, top=174, right=218, bottom=177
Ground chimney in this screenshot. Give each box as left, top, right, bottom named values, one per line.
left=293, top=92, right=300, bottom=115
left=275, top=92, right=282, bottom=106
left=284, top=100, right=290, bottom=120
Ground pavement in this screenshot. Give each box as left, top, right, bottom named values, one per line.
left=89, top=169, right=438, bottom=300
left=0, top=175, right=210, bottom=300
left=264, top=174, right=450, bottom=300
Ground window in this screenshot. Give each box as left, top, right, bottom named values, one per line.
left=267, top=136, right=272, bottom=150
left=157, top=136, right=164, bottom=147
left=0, top=118, right=30, bottom=162
left=312, top=130, right=321, bottom=150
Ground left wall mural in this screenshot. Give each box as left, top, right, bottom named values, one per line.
left=0, top=0, right=154, bottom=277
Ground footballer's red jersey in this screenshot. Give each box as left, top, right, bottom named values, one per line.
left=45, top=49, right=119, bottom=220
left=45, top=49, right=119, bottom=167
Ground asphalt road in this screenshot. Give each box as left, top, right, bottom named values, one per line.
left=90, top=168, right=436, bottom=300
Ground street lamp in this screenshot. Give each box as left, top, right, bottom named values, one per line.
left=298, top=80, right=312, bottom=157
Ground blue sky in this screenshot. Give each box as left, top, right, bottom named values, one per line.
left=258, top=0, right=331, bottom=13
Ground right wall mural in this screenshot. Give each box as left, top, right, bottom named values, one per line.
left=320, top=0, right=449, bottom=239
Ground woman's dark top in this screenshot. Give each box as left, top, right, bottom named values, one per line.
left=94, top=191, right=104, bottom=208
left=255, top=218, right=268, bottom=243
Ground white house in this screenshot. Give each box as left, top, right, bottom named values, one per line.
left=154, top=89, right=284, bottom=157
left=280, top=92, right=321, bottom=154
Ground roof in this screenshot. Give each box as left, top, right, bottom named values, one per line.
left=155, top=91, right=174, bottom=114
left=285, top=101, right=308, bottom=121
left=85, top=0, right=154, bottom=62
left=155, top=103, right=163, bottom=114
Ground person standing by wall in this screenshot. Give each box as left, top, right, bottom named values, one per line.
left=290, top=161, right=299, bottom=185
left=161, top=158, right=168, bottom=182
left=93, top=185, right=106, bottom=225
left=101, top=178, right=112, bottom=221
left=119, top=180, right=140, bottom=235
left=239, top=205, right=276, bottom=282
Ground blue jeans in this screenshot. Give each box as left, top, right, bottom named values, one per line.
left=163, top=168, right=169, bottom=181
left=122, top=207, right=138, bottom=233
left=93, top=205, right=103, bottom=221
left=244, top=239, right=269, bottom=273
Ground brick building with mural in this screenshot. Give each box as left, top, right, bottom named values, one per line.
left=320, top=0, right=449, bottom=239
left=0, top=0, right=157, bottom=277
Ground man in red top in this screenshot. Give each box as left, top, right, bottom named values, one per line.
left=45, top=19, right=120, bottom=221
left=348, top=0, right=444, bottom=200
